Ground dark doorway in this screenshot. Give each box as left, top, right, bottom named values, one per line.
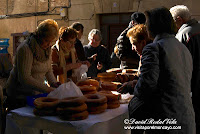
left=100, top=13, right=132, bottom=54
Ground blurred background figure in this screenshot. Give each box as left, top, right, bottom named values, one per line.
left=170, top=5, right=200, bottom=133
left=6, top=19, right=60, bottom=110
left=115, top=12, right=146, bottom=69
left=110, top=45, right=121, bottom=68
left=70, top=22, right=90, bottom=67
left=52, top=27, right=82, bottom=83
left=0, top=53, right=12, bottom=89
left=84, top=29, right=111, bottom=77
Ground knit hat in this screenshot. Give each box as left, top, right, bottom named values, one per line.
left=131, top=12, right=146, bottom=24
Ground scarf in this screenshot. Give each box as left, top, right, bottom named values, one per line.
left=28, top=34, right=51, bottom=62
left=55, top=41, right=77, bottom=83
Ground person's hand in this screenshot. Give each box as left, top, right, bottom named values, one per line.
left=90, top=53, right=97, bottom=61
left=47, top=87, right=55, bottom=93
left=81, top=60, right=91, bottom=67
left=50, top=82, right=61, bottom=88
left=117, top=80, right=137, bottom=94
left=117, top=82, right=128, bottom=93
left=97, top=61, right=103, bottom=70
left=72, top=62, right=82, bottom=69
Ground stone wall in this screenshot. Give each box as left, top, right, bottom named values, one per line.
left=0, top=0, right=199, bottom=57
left=0, top=0, right=96, bottom=57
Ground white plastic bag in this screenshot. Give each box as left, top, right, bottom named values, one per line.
left=47, top=80, right=83, bottom=99
left=74, top=64, right=88, bottom=81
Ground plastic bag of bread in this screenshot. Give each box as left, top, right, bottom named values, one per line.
left=48, top=79, right=83, bottom=99
left=74, top=64, right=88, bottom=81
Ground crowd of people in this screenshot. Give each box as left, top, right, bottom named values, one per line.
left=2, top=4, right=200, bottom=134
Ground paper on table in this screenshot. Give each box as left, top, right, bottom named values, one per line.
left=119, top=93, right=134, bottom=104
left=74, top=64, right=88, bottom=81
left=48, top=80, right=83, bottom=99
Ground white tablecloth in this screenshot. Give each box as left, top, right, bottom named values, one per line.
left=5, top=104, right=130, bottom=134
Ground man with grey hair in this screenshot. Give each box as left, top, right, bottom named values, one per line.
left=170, top=5, right=200, bottom=133
left=84, top=29, right=111, bottom=77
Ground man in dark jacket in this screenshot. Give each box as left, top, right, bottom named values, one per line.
left=170, top=5, right=200, bottom=133
left=115, top=12, right=146, bottom=69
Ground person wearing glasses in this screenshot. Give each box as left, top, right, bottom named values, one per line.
left=84, top=29, right=111, bottom=77
left=52, top=27, right=82, bottom=83
left=6, top=19, right=60, bottom=109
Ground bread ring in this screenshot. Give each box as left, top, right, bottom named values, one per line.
left=76, top=79, right=99, bottom=90
left=97, top=90, right=120, bottom=101
left=97, top=72, right=116, bottom=82
left=59, top=110, right=89, bottom=121
left=106, top=68, right=122, bottom=73
left=79, top=85, right=97, bottom=92
left=85, top=94, right=107, bottom=105
left=87, top=103, right=107, bottom=114
left=34, top=97, right=59, bottom=109
left=107, top=100, right=120, bottom=109
left=58, top=96, right=86, bottom=108
left=56, top=103, right=87, bottom=114
left=33, top=108, right=56, bottom=116
left=101, top=82, right=118, bottom=91
left=82, top=90, right=97, bottom=95
left=125, top=69, right=138, bottom=73
left=97, top=72, right=116, bottom=78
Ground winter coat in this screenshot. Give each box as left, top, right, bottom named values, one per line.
left=176, top=19, right=200, bottom=104
left=74, top=38, right=87, bottom=61
left=115, top=22, right=140, bottom=69
left=129, top=33, right=196, bottom=134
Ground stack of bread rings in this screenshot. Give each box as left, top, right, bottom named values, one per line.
left=77, top=79, right=100, bottom=95
left=33, top=97, right=59, bottom=116
left=78, top=85, right=97, bottom=95
left=85, top=94, right=107, bottom=114
left=101, top=82, right=121, bottom=91
left=77, top=79, right=99, bottom=90
left=56, top=96, right=88, bottom=121
left=98, top=90, right=120, bottom=109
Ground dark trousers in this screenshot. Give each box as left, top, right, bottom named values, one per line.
left=6, top=96, right=26, bottom=111
left=129, top=97, right=163, bottom=134
left=193, top=103, right=200, bottom=134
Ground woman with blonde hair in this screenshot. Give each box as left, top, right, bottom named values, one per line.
left=52, top=27, right=82, bottom=83
left=6, top=19, right=60, bottom=109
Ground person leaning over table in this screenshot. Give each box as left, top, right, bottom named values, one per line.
left=119, top=7, right=196, bottom=134
left=83, top=29, right=111, bottom=78
left=117, top=25, right=151, bottom=134
left=6, top=19, right=61, bottom=110
left=51, top=27, right=82, bottom=83
left=117, top=24, right=152, bottom=95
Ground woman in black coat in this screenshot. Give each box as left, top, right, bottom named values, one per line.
left=127, top=7, right=195, bottom=134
